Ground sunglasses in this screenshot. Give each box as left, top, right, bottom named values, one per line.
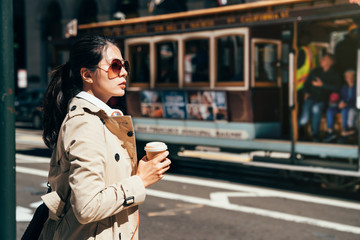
left=97, top=59, right=130, bottom=79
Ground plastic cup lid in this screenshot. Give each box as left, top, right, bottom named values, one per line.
left=144, top=142, right=168, bottom=152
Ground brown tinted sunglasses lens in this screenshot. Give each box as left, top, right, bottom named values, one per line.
left=109, top=59, right=130, bottom=78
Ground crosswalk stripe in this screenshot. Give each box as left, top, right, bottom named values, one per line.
left=16, top=166, right=48, bottom=177
left=16, top=165, right=360, bottom=234
left=146, top=189, right=360, bottom=235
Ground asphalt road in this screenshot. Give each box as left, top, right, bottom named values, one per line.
left=16, top=127, right=360, bottom=240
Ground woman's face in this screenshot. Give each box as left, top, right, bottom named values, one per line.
left=88, top=44, right=128, bottom=102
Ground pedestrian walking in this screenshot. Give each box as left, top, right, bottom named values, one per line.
left=39, top=34, right=171, bottom=240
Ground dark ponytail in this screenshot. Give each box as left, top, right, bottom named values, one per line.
left=42, top=34, right=117, bottom=149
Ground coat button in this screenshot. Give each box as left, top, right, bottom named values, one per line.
left=119, top=232, right=121, bottom=240
left=70, top=105, right=77, bottom=111
left=115, top=153, right=120, bottom=161
left=127, top=131, right=133, bottom=137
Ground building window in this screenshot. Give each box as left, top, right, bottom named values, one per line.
left=129, top=44, right=150, bottom=86
left=155, top=41, right=178, bottom=86
left=252, top=39, right=281, bottom=87
left=184, top=39, right=209, bottom=86
left=216, top=35, right=245, bottom=86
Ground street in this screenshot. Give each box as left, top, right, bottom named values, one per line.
left=16, top=127, right=360, bottom=240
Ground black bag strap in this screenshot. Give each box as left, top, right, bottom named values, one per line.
left=21, top=184, right=52, bottom=240
left=21, top=203, right=49, bottom=240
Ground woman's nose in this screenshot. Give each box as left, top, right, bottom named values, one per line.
left=120, top=66, right=128, bottom=78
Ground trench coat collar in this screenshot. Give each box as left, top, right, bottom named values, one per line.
left=68, top=96, right=102, bottom=115
left=76, top=91, right=123, bottom=116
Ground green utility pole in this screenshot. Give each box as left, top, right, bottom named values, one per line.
left=0, top=0, right=16, bottom=239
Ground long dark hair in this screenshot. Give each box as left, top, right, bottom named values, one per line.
left=42, top=34, right=117, bottom=149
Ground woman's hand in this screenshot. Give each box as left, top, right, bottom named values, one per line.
left=136, top=151, right=171, bottom=188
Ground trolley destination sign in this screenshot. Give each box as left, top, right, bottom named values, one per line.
left=79, top=2, right=360, bottom=38
left=81, top=9, right=291, bottom=38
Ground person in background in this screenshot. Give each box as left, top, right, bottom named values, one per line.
left=39, top=34, right=171, bottom=240
left=324, top=69, right=357, bottom=143
left=334, top=24, right=359, bottom=77
left=296, top=32, right=319, bottom=114
left=298, top=53, right=341, bottom=141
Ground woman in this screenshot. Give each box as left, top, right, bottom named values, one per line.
left=39, top=34, right=171, bottom=240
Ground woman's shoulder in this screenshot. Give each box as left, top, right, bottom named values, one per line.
left=59, top=98, right=108, bottom=145
left=68, top=97, right=100, bottom=115
left=63, top=97, right=107, bottom=128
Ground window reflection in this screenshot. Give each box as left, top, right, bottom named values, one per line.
left=129, top=44, right=150, bottom=84
left=184, top=39, right=209, bottom=84
left=156, top=41, right=178, bottom=84
left=254, top=43, right=278, bottom=82
left=217, top=35, right=244, bottom=83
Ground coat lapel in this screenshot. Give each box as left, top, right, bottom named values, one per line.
left=96, top=111, right=138, bottom=175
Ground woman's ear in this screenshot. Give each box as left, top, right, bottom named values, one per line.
left=80, top=68, right=93, bottom=83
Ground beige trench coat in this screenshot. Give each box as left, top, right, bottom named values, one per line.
left=39, top=97, right=146, bottom=240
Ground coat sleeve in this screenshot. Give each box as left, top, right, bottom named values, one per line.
left=62, top=113, right=146, bottom=224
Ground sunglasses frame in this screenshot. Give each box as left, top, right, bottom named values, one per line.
left=96, top=59, right=130, bottom=79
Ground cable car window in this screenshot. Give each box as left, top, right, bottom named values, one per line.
left=156, top=41, right=178, bottom=86
left=184, top=39, right=209, bottom=85
left=216, top=35, right=245, bottom=85
left=129, top=44, right=150, bottom=86
left=253, top=40, right=281, bottom=87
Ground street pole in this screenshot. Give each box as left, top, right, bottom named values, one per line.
left=0, top=0, right=16, bottom=239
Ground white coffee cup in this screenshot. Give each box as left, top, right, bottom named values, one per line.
left=144, top=142, right=168, bottom=160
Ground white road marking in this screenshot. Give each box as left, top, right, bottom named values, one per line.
left=16, top=153, right=50, bottom=163
left=210, top=192, right=272, bottom=205
left=16, top=134, right=46, bottom=147
left=16, top=206, right=34, bottom=222
left=16, top=165, right=360, bottom=211
left=15, top=155, right=360, bottom=210
left=16, top=164, right=360, bottom=234
left=30, top=201, right=43, bottom=209
left=146, top=189, right=360, bottom=235
left=163, top=175, right=360, bottom=210
left=16, top=166, right=48, bottom=177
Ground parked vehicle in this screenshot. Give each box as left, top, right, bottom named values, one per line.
left=15, top=88, right=45, bottom=129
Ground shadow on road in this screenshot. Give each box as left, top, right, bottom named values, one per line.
left=17, top=148, right=52, bottom=158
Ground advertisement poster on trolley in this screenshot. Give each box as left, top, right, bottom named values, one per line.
left=140, top=90, right=164, bottom=118
left=162, top=90, right=187, bottom=119
left=187, top=91, right=228, bottom=121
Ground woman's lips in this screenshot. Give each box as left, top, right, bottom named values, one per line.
left=119, top=81, right=126, bottom=88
